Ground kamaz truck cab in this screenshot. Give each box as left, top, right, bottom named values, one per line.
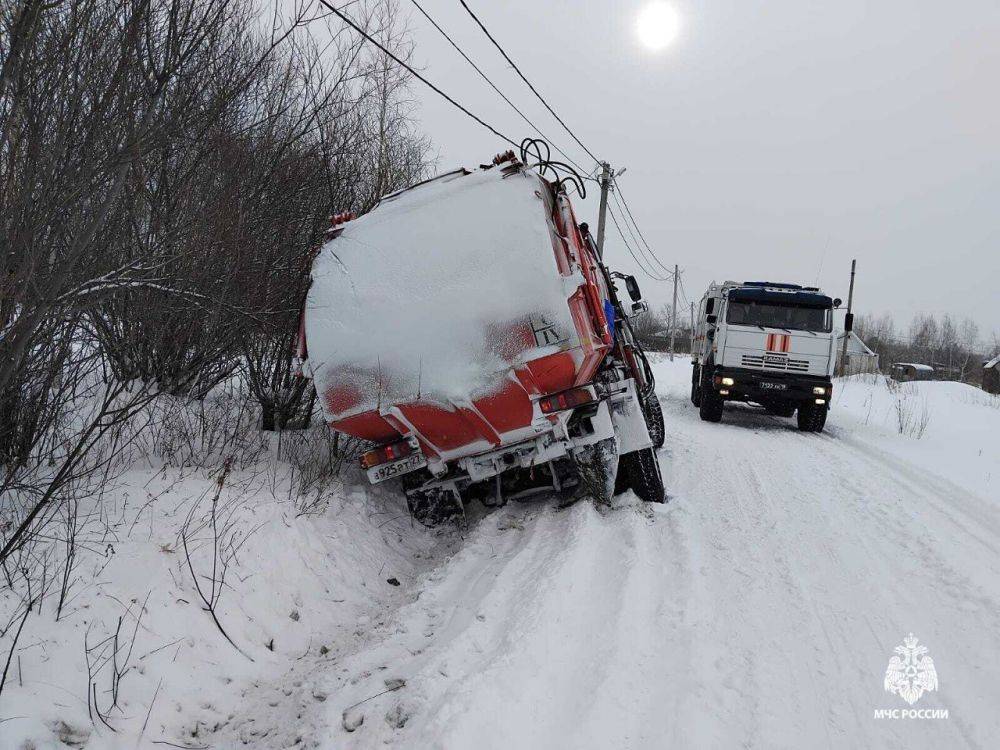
left=691, top=281, right=845, bottom=432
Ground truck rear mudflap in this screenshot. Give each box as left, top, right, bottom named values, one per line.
left=712, top=367, right=832, bottom=405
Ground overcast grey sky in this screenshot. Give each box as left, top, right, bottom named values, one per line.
left=327, top=0, right=1000, bottom=334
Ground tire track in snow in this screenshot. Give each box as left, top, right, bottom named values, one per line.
left=657, top=393, right=993, bottom=749
left=306, top=369, right=998, bottom=749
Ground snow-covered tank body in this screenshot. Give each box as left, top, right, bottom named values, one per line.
left=303, top=159, right=613, bottom=466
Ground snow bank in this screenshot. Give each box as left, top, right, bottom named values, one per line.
left=833, top=374, right=1000, bottom=500
left=0, top=406, right=448, bottom=749
left=305, top=167, right=578, bottom=419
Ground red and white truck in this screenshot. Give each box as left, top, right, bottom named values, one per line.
left=300, top=148, right=664, bottom=522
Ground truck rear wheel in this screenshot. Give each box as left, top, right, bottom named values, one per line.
left=643, top=395, right=665, bottom=450
left=573, top=437, right=618, bottom=505
left=405, top=488, right=464, bottom=527
left=796, top=403, right=828, bottom=432
left=621, top=447, right=665, bottom=503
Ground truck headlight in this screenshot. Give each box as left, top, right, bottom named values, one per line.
left=815, top=398, right=826, bottom=405
left=721, top=377, right=735, bottom=386
left=812, top=386, right=826, bottom=395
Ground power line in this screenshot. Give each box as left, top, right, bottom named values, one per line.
left=678, top=269, right=691, bottom=308
left=606, top=202, right=671, bottom=282
left=407, top=0, right=587, bottom=172
left=457, top=0, right=599, bottom=165
left=316, top=0, right=518, bottom=149
left=614, top=180, right=673, bottom=275
left=611, top=191, right=672, bottom=282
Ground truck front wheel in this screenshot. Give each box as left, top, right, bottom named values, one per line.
left=621, top=447, right=666, bottom=503
left=796, top=403, right=828, bottom=432
left=699, top=376, right=724, bottom=422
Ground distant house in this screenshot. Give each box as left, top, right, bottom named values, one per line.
left=890, top=362, right=935, bottom=382
left=984, top=355, right=1000, bottom=395
left=836, top=331, right=879, bottom=375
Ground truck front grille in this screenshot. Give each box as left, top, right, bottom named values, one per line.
left=740, top=354, right=811, bottom=373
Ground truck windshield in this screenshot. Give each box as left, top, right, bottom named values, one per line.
left=726, top=300, right=832, bottom=333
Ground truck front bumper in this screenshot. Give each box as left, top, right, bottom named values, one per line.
left=711, top=367, right=832, bottom=405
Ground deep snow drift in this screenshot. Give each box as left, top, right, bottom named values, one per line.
left=2, top=360, right=998, bottom=748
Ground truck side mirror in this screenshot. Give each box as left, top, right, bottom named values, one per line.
left=845, top=312, right=854, bottom=332
left=625, top=275, right=641, bottom=301
left=706, top=314, right=717, bottom=324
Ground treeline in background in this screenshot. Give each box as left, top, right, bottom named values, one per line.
left=1, top=0, right=430, bottom=585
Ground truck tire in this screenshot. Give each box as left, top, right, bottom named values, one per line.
left=406, top=488, right=464, bottom=527
left=643, top=395, right=665, bottom=450
left=691, top=364, right=702, bottom=406
left=622, top=447, right=665, bottom=503
left=796, top=403, right=828, bottom=433
left=699, top=387, right=724, bottom=422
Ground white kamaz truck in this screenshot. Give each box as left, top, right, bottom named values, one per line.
left=691, top=281, right=848, bottom=432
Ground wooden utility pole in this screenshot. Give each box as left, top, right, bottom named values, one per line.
left=690, top=301, right=695, bottom=355
left=838, top=258, right=857, bottom=376
left=595, top=162, right=612, bottom=259
left=669, top=264, right=679, bottom=361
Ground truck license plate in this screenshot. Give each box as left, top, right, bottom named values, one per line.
left=367, top=453, right=425, bottom=484
left=759, top=381, right=787, bottom=391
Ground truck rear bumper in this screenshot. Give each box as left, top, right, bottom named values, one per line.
left=370, top=375, right=651, bottom=495
left=711, top=366, right=832, bottom=405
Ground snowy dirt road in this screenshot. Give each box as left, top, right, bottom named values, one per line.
left=278, top=360, right=999, bottom=749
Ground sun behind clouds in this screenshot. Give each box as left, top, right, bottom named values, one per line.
left=636, top=1, right=681, bottom=51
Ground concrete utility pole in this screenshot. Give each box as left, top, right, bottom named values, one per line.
left=594, top=161, right=612, bottom=259
left=838, top=258, right=857, bottom=376
left=669, top=264, right=679, bottom=361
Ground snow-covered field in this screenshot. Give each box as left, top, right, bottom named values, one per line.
left=3, top=359, right=998, bottom=748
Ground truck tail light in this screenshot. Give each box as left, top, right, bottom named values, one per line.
left=538, top=387, right=596, bottom=414
left=361, top=440, right=413, bottom=469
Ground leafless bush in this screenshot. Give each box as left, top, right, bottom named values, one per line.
left=0, top=590, right=33, bottom=699
left=276, top=423, right=368, bottom=512
left=893, top=385, right=931, bottom=439
left=178, top=460, right=261, bottom=659
left=139, top=383, right=265, bottom=470
left=83, top=594, right=149, bottom=732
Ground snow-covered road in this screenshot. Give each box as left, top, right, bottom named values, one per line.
left=312, top=359, right=1000, bottom=749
